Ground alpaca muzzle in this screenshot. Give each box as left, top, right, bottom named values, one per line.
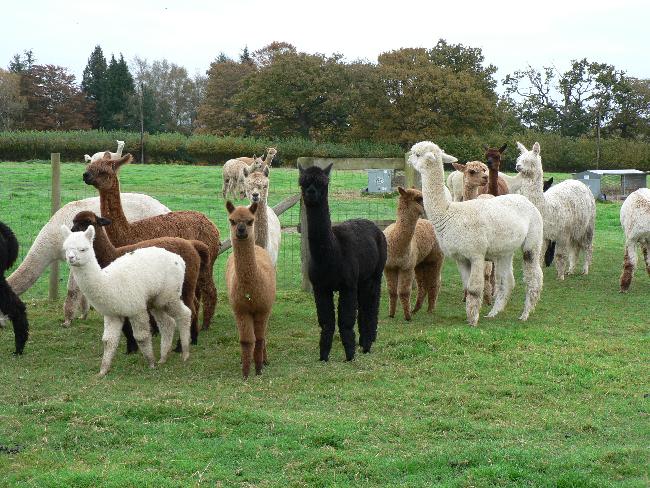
left=252, top=193, right=260, bottom=203
left=82, top=172, right=93, bottom=185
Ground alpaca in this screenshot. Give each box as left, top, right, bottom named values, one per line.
left=238, top=147, right=277, bottom=167
left=83, top=153, right=220, bottom=330
left=383, top=187, right=443, bottom=320
left=84, top=140, right=125, bottom=163
left=61, top=225, right=191, bottom=377
left=619, top=188, right=650, bottom=292
left=299, top=164, right=387, bottom=360
left=242, top=165, right=281, bottom=265
left=0, top=193, right=169, bottom=345
left=479, top=144, right=510, bottom=197
left=0, top=221, right=29, bottom=355
left=70, top=211, right=210, bottom=346
left=222, top=156, right=264, bottom=200
left=409, top=141, right=544, bottom=326
left=515, top=142, right=596, bottom=280
left=225, top=202, right=276, bottom=378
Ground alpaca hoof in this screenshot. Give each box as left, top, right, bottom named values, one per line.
left=201, top=324, right=210, bottom=331
left=61, top=321, right=71, bottom=328
left=149, top=363, right=156, bottom=369
left=388, top=313, right=395, bottom=318
left=255, top=368, right=263, bottom=375
left=158, top=357, right=167, bottom=365
left=404, top=315, right=411, bottom=322
left=125, top=344, right=138, bottom=354
left=319, top=356, right=329, bottom=362
left=98, top=370, right=108, bottom=378
left=263, top=359, right=270, bottom=366
left=518, top=313, right=529, bottom=321
left=182, top=352, right=189, bottom=362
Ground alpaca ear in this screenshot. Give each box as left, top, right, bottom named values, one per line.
left=516, top=141, right=528, bottom=153
left=263, top=165, right=270, bottom=177
left=397, top=186, right=407, bottom=196
left=97, top=216, right=112, bottom=226
left=323, top=163, right=334, bottom=176
left=225, top=201, right=236, bottom=214
left=441, top=152, right=458, bottom=164
left=60, top=225, right=72, bottom=239
left=249, top=202, right=258, bottom=215
left=532, top=142, right=541, bottom=154
left=113, top=153, right=133, bottom=170
left=452, top=162, right=466, bottom=172
left=84, top=155, right=91, bottom=162
left=84, top=225, right=95, bottom=242
left=499, top=143, right=507, bottom=153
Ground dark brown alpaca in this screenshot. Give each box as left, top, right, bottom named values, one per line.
left=71, top=211, right=210, bottom=345
left=82, top=153, right=220, bottom=330
left=479, top=144, right=509, bottom=197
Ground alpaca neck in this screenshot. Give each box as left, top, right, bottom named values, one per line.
left=231, top=235, right=260, bottom=286
left=305, top=199, right=337, bottom=260
left=463, top=182, right=480, bottom=201
left=93, top=227, right=120, bottom=268
left=520, top=170, right=546, bottom=215
left=264, top=153, right=274, bottom=166
left=488, top=166, right=499, bottom=196
left=419, top=163, right=450, bottom=224
left=392, top=208, right=419, bottom=254
left=70, top=256, right=110, bottom=305
left=99, top=181, right=130, bottom=230
left=254, top=198, right=269, bottom=249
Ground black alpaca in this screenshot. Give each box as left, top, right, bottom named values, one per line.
left=0, top=221, right=29, bottom=354
left=299, top=164, right=387, bottom=361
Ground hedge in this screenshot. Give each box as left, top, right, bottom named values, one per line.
left=1, top=130, right=649, bottom=172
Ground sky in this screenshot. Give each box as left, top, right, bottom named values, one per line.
left=3, top=0, right=649, bottom=85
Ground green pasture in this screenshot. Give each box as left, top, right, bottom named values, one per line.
left=0, top=161, right=648, bottom=486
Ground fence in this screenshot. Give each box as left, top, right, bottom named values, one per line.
left=0, top=155, right=417, bottom=301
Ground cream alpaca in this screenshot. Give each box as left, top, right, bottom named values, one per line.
left=409, top=141, right=544, bottom=326
left=619, top=188, right=650, bottom=292
left=515, top=142, right=595, bottom=280
left=61, top=225, right=191, bottom=377
left=84, top=140, right=125, bottom=163
left=448, top=169, right=521, bottom=201
left=383, top=187, right=443, bottom=320
left=222, top=156, right=264, bottom=200
left=242, top=165, right=281, bottom=265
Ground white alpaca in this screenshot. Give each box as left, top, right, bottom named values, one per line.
left=409, top=141, right=544, bottom=326
left=84, top=140, right=125, bottom=163
left=619, top=188, right=650, bottom=292
left=0, top=194, right=170, bottom=328
left=515, top=142, right=595, bottom=280
left=61, top=225, right=191, bottom=377
left=448, top=169, right=522, bottom=201
left=242, top=165, right=281, bottom=265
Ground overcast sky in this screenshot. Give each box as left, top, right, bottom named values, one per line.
left=4, top=0, right=649, bottom=85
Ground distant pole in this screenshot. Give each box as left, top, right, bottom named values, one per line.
left=596, top=106, right=601, bottom=170
left=139, top=82, right=145, bottom=163
left=49, top=153, right=61, bottom=300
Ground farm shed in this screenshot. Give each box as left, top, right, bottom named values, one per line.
left=573, top=169, right=647, bottom=200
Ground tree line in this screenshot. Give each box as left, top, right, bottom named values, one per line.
left=1, top=41, right=648, bottom=145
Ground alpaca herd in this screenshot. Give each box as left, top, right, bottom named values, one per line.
left=5, top=136, right=649, bottom=380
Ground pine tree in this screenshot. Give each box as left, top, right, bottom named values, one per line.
left=81, top=45, right=107, bottom=128
left=104, top=54, right=135, bottom=129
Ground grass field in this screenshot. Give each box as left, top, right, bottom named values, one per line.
left=0, top=161, right=648, bottom=487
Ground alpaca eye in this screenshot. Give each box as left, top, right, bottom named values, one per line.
left=469, top=170, right=476, bottom=175
left=229, top=219, right=235, bottom=226
left=247, top=220, right=254, bottom=226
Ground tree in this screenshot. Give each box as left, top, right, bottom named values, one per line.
left=81, top=45, right=107, bottom=128
left=240, top=46, right=253, bottom=66
left=104, top=54, right=135, bottom=129
left=0, top=68, right=26, bottom=129
left=252, top=41, right=297, bottom=68
left=20, top=64, right=91, bottom=130
left=8, top=49, right=35, bottom=73
left=605, top=77, right=650, bottom=140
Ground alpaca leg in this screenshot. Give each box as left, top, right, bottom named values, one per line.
left=425, top=256, right=443, bottom=313
left=62, top=274, right=82, bottom=327
left=314, top=288, right=335, bottom=361
left=166, top=300, right=191, bottom=361
left=357, top=278, right=381, bottom=354
left=151, top=310, right=175, bottom=364
left=465, top=259, right=485, bottom=327
left=200, top=262, right=217, bottom=330
left=175, top=283, right=199, bottom=352
left=483, top=261, right=493, bottom=305
left=337, top=288, right=358, bottom=360
left=99, top=316, right=123, bottom=377
left=457, top=259, right=471, bottom=303
left=520, top=247, right=543, bottom=321
left=131, top=312, right=155, bottom=369
left=620, top=243, right=637, bottom=292
left=581, top=228, right=594, bottom=275
left=643, top=245, right=650, bottom=276
left=487, top=255, right=515, bottom=318
left=384, top=269, right=398, bottom=318
left=554, top=244, right=568, bottom=281
left=397, top=268, right=414, bottom=321
left=237, top=314, right=255, bottom=378
left=222, top=176, right=229, bottom=200
left=567, top=243, right=578, bottom=275
left=253, top=313, right=269, bottom=375
left=412, top=266, right=428, bottom=315
left=79, top=293, right=90, bottom=320
left=0, top=278, right=29, bottom=355
left=121, top=318, right=139, bottom=354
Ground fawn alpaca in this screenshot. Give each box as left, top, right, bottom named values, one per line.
left=225, top=202, right=276, bottom=378
left=384, top=187, right=443, bottom=320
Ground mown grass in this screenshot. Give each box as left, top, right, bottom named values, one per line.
left=0, top=161, right=648, bottom=487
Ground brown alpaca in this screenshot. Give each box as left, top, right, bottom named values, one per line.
left=225, top=202, right=276, bottom=379
left=479, top=144, right=509, bottom=197
left=451, top=162, right=495, bottom=304
left=384, top=187, right=444, bottom=321
left=71, top=211, right=210, bottom=345
left=82, top=153, right=220, bottom=330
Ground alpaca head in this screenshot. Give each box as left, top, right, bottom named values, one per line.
left=243, top=165, right=270, bottom=204
left=408, top=141, right=458, bottom=173
left=82, top=153, right=133, bottom=190
left=265, top=147, right=277, bottom=166
left=483, top=143, right=507, bottom=171
left=298, top=164, right=333, bottom=207
left=61, top=225, right=96, bottom=267
left=71, top=211, right=112, bottom=232
left=514, top=142, right=542, bottom=177
left=226, top=201, right=258, bottom=241
left=397, top=186, right=425, bottom=218
left=452, top=161, right=488, bottom=188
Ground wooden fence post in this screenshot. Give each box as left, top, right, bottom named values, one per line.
left=49, top=153, right=61, bottom=300
left=299, top=195, right=312, bottom=293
